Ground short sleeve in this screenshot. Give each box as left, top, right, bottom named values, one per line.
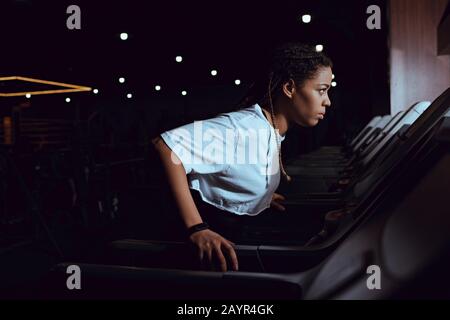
left=160, top=115, right=237, bottom=175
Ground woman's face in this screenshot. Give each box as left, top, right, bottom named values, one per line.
left=284, top=66, right=333, bottom=127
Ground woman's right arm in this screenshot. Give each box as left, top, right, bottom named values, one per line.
left=152, top=136, right=239, bottom=272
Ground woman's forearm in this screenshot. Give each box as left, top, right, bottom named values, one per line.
left=152, top=137, right=239, bottom=272
left=153, top=137, right=203, bottom=228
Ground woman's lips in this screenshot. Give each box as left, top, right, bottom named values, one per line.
left=318, top=113, right=325, bottom=119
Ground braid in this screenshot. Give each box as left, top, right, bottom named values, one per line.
left=268, top=73, right=292, bottom=183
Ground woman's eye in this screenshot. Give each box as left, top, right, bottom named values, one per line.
left=319, top=89, right=326, bottom=95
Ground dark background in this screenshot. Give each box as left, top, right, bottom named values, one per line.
left=0, top=0, right=390, bottom=158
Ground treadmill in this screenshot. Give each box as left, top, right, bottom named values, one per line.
left=41, top=88, right=450, bottom=299
left=293, top=115, right=384, bottom=162
left=280, top=101, right=431, bottom=195
left=290, top=115, right=391, bottom=166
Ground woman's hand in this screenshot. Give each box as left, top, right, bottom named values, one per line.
left=189, top=229, right=239, bottom=272
left=270, top=192, right=286, bottom=211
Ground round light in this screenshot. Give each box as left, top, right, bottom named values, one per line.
left=331, top=81, right=337, bottom=87
left=119, top=77, right=125, bottom=83
left=155, top=85, right=161, bottom=91
left=25, top=93, right=31, bottom=99
left=302, top=14, right=312, bottom=23
left=211, top=69, right=218, bottom=76
left=315, top=44, right=324, bottom=52
left=234, top=79, right=241, bottom=85
left=175, top=56, right=183, bottom=63
left=127, top=93, right=133, bottom=99
left=93, top=89, right=99, bottom=94
left=181, top=90, right=187, bottom=96
left=65, top=97, right=71, bottom=103
left=332, top=74, right=335, bottom=79
left=120, top=33, right=128, bottom=40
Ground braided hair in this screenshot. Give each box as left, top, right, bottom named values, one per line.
left=237, top=42, right=333, bottom=182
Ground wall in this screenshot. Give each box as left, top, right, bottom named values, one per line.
left=389, top=0, right=450, bottom=114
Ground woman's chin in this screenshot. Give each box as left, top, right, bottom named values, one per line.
left=295, top=118, right=320, bottom=127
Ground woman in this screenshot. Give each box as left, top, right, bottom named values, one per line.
left=153, top=42, right=333, bottom=272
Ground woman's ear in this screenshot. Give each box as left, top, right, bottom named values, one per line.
left=282, top=79, right=296, bottom=99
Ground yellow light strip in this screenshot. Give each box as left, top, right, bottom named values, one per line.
left=0, top=88, right=91, bottom=97
left=0, top=76, right=92, bottom=97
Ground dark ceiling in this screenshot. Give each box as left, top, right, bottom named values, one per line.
left=0, top=0, right=388, bottom=102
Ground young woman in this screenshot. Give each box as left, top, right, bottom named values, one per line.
left=153, top=42, right=333, bottom=272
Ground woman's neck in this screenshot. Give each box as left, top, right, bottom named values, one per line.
left=260, top=105, right=289, bottom=136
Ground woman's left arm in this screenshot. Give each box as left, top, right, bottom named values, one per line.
left=270, top=192, right=286, bottom=211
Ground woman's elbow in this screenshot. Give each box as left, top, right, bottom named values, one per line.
left=152, top=137, right=183, bottom=170
left=152, top=136, right=168, bottom=157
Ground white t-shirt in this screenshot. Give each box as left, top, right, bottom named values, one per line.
left=160, top=103, right=285, bottom=216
